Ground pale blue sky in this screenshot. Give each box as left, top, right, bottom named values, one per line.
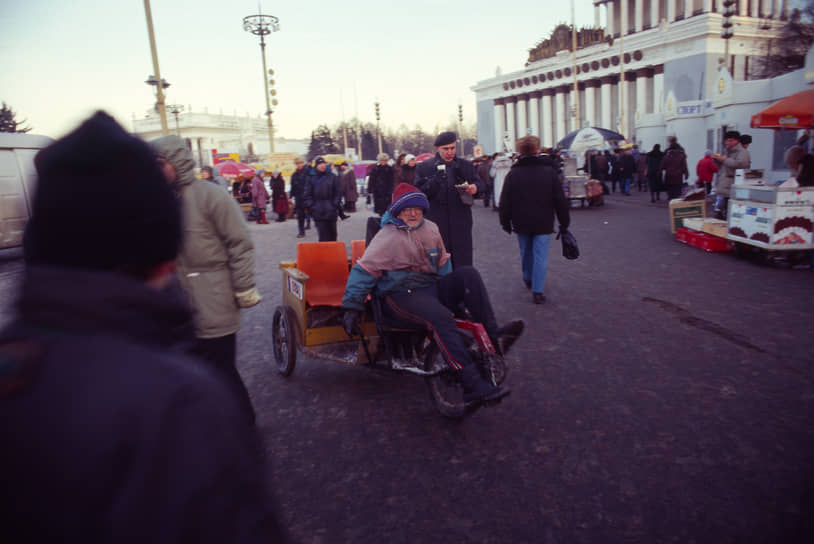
left=2, top=0, right=596, bottom=139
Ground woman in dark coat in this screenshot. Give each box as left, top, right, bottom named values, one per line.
left=499, top=136, right=570, bottom=304
left=397, top=154, right=417, bottom=185
left=646, top=144, right=665, bottom=202
left=367, top=153, right=395, bottom=215
left=270, top=170, right=288, bottom=222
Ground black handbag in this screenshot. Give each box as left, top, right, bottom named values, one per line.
left=556, top=227, right=579, bottom=260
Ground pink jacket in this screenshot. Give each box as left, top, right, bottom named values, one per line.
left=251, top=175, right=269, bottom=208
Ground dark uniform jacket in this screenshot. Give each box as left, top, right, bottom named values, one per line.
left=0, top=266, right=284, bottom=543
left=367, top=164, right=395, bottom=215
left=415, top=153, right=484, bottom=268
left=303, top=169, right=342, bottom=221
left=499, top=155, right=570, bottom=236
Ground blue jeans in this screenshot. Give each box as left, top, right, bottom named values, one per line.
left=517, top=233, right=551, bottom=294
left=622, top=177, right=632, bottom=194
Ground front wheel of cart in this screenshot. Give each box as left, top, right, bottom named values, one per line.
left=272, top=306, right=297, bottom=376
left=423, top=341, right=478, bottom=419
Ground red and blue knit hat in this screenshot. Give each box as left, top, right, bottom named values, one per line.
left=388, top=183, right=429, bottom=217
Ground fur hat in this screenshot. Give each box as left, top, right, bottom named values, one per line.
left=434, top=131, right=457, bottom=147
left=376, top=153, right=389, bottom=162
left=739, top=134, right=752, bottom=145
left=388, top=183, right=429, bottom=217
left=404, top=154, right=416, bottom=164
left=725, top=130, right=741, bottom=140
left=24, top=111, right=181, bottom=272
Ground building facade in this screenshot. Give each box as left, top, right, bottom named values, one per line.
left=132, top=108, right=307, bottom=167
left=473, top=0, right=792, bottom=173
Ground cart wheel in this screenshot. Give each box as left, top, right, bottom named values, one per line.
left=272, top=306, right=297, bottom=376
left=423, top=341, right=477, bottom=419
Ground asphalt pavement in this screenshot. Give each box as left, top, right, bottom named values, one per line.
left=1, top=189, right=813, bottom=543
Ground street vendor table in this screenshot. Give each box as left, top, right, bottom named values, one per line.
left=727, top=186, right=814, bottom=250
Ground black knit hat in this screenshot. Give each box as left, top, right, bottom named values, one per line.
left=24, top=111, right=182, bottom=272
left=434, top=131, right=457, bottom=147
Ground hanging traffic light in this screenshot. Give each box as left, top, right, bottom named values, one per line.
left=721, top=0, right=736, bottom=39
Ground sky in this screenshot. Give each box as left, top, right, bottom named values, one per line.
left=1, top=0, right=598, bottom=140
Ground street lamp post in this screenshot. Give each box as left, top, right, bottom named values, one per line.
left=167, top=104, right=184, bottom=135
left=243, top=13, right=280, bottom=153
left=721, top=0, right=737, bottom=74
left=143, top=0, right=169, bottom=136
left=374, top=100, right=382, bottom=155
left=457, top=104, right=464, bottom=156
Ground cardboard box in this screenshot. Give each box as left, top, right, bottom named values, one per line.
left=682, top=217, right=706, bottom=231
left=668, top=199, right=706, bottom=234
left=702, top=219, right=728, bottom=238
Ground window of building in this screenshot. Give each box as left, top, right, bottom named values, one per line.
left=773, top=130, right=798, bottom=171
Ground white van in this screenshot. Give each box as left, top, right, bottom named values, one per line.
left=0, top=133, right=53, bottom=249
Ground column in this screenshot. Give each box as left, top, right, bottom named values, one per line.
left=621, top=0, right=629, bottom=34
left=516, top=94, right=528, bottom=137
left=554, top=88, right=566, bottom=144
left=595, top=3, right=601, bottom=27
left=505, top=96, right=517, bottom=144
left=667, top=0, right=675, bottom=21
left=529, top=91, right=541, bottom=138
left=773, top=0, right=783, bottom=18
left=624, top=72, right=636, bottom=138
left=635, top=68, right=650, bottom=120
left=600, top=76, right=613, bottom=129
left=750, top=0, right=759, bottom=17
left=541, top=89, right=554, bottom=147
left=738, top=0, right=748, bottom=16
left=493, top=98, right=505, bottom=153
left=685, top=0, right=693, bottom=19
left=651, top=0, right=660, bottom=26
left=607, top=0, right=615, bottom=35
left=635, top=0, right=644, bottom=30
left=704, top=0, right=712, bottom=14
left=584, top=80, right=598, bottom=127
left=653, top=65, right=664, bottom=113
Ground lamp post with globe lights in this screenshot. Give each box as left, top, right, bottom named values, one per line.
left=142, top=0, right=169, bottom=135
left=243, top=13, right=280, bottom=153
left=167, top=104, right=184, bottom=135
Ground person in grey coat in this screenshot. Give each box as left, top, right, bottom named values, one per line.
left=151, top=135, right=261, bottom=422
left=713, top=130, right=751, bottom=219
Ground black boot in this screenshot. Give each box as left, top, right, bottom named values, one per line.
left=491, top=319, right=525, bottom=356
left=460, top=365, right=510, bottom=405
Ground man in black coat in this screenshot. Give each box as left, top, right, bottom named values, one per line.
left=415, top=131, right=484, bottom=269
left=290, top=155, right=310, bottom=237
left=0, top=112, right=285, bottom=542
left=303, top=156, right=345, bottom=241
left=499, top=135, right=570, bottom=304
left=367, top=152, right=395, bottom=215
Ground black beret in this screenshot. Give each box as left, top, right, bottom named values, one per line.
left=434, top=131, right=457, bottom=147
left=25, top=111, right=181, bottom=272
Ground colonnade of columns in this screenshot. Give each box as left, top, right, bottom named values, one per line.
left=493, top=65, right=664, bottom=149
left=595, top=0, right=787, bottom=36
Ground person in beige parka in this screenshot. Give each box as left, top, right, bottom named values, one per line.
left=151, top=135, right=261, bottom=422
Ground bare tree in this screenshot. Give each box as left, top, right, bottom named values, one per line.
left=754, top=1, right=814, bottom=79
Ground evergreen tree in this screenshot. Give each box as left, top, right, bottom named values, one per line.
left=306, top=124, right=339, bottom=160
left=0, top=102, right=32, bottom=133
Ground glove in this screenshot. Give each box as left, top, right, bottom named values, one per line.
left=343, top=310, right=361, bottom=338
left=235, top=287, right=262, bottom=308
